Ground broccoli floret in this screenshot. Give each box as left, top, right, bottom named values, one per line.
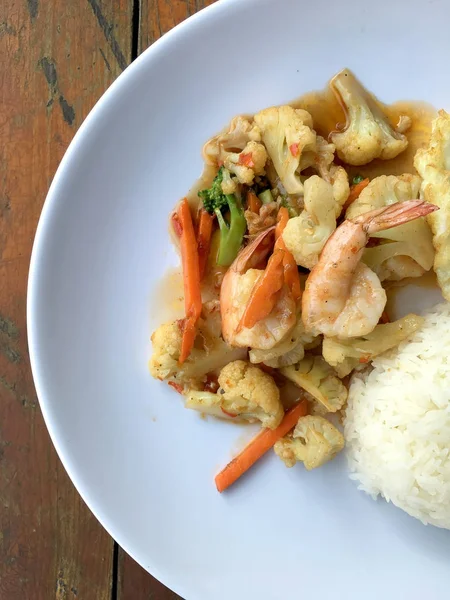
left=198, top=167, right=247, bottom=266
left=352, top=174, right=365, bottom=185
left=198, top=168, right=228, bottom=213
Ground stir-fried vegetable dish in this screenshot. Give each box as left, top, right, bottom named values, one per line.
left=149, top=69, right=446, bottom=492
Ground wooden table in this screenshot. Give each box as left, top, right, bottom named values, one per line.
left=0, top=1, right=214, bottom=597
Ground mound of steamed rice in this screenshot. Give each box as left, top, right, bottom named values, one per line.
left=344, top=302, right=450, bottom=529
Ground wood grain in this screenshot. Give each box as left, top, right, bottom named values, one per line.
left=1, top=0, right=219, bottom=598
left=139, top=0, right=217, bottom=50
left=118, top=552, right=182, bottom=600
left=0, top=1, right=132, bottom=598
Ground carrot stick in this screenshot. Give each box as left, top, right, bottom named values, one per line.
left=238, top=250, right=285, bottom=330
left=197, top=208, right=214, bottom=280
left=275, top=207, right=302, bottom=301
left=247, top=190, right=262, bottom=214
left=239, top=206, right=302, bottom=330
left=275, top=206, right=289, bottom=243
left=171, top=212, right=183, bottom=238
left=177, top=198, right=202, bottom=363
left=215, top=399, right=308, bottom=492
left=282, top=251, right=302, bottom=302
left=180, top=315, right=197, bottom=364
left=344, top=178, right=370, bottom=211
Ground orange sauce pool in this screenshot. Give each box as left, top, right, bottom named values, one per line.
left=294, top=88, right=436, bottom=179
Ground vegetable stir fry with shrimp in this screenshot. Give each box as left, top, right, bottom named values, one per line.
left=149, top=68, right=444, bottom=492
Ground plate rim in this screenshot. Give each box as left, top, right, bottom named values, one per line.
left=26, top=0, right=247, bottom=596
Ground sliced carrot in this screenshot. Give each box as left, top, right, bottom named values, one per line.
left=177, top=198, right=202, bottom=364
left=247, top=190, right=262, bottom=214
left=197, top=208, right=214, bottom=280
left=238, top=207, right=301, bottom=331
left=179, top=316, right=197, bottom=365
left=275, top=206, right=290, bottom=243
left=168, top=381, right=184, bottom=394
left=275, top=207, right=302, bottom=302
left=238, top=250, right=285, bottom=330
left=289, top=143, right=300, bottom=157
left=379, top=309, right=390, bottom=324
left=344, top=177, right=370, bottom=211
left=215, top=399, right=308, bottom=493
left=358, top=355, right=371, bottom=364
left=221, top=407, right=238, bottom=418
left=239, top=152, right=255, bottom=168
left=282, top=251, right=302, bottom=302
left=171, top=212, right=183, bottom=238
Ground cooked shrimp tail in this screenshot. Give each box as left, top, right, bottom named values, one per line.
left=231, top=226, right=275, bottom=274
left=355, top=199, right=438, bottom=235
left=302, top=200, right=438, bottom=338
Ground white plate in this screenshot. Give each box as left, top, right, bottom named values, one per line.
left=28, top=0, right=450, bottom=597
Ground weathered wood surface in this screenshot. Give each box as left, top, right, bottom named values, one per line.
left=140, top=0, right=216, bottom=49
left=1, top=0, right=215, bottom=597
left=0, top=1, right=131, bottom=598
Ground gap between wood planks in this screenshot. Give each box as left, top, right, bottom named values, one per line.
left=132, top=0, right=141, bottom=61
left=111, top=542, right=120, bottom=600
left=111, top=3, right=140, bottom=597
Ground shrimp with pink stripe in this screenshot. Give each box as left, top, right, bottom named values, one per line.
left=302, top=200, right=438, bottom=338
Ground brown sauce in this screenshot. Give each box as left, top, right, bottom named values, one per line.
left=293, top=87, right=346, bottom=138
left=159, top=78, right=440, bottom=322
left=386, top=271, right=441, bottom=320
left=294, top=88, right=436, bottom=179
left=177, top=79, right=437, bottom=220
left=151, top=267, right=185, bottom=324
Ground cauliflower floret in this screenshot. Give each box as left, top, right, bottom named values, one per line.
left=185, top=390, right=231, bottom=419
left=149, top=320, right=246, bottom=386
left=254, top=106, right=316, bottom=194
left=184, top=389, right=258, bottom=422
left=220, top=168, right=237, bottom=195
left=149, top=321, right=183, bottom=380
left=329, top=69, right=410, bottom=166
left=282, top=176, right=338, bottom=269
left=217, top=360, right=284, bottom=429
left=299, top=135, right=336, bottom=178
left=274, top=415, right=344, bottom=469
left=414, top=110, right=450, bottom=300
left=281, top=356, right=347, bottom=413
left=346, top=174, right=435, bottom=281
left=203, top=116, right=262, bottom=166
left=184, top=362, right=282, bottom=428
left=322, top=313, right=424, bottom=377
left=330, top=164, right=350, bottom=214
left=249, top=315, right=318, bottom=368
left=223, top=140, right=268, bottom=186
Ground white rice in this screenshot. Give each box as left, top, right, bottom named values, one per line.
left=344, top=302, right=450, bottom=529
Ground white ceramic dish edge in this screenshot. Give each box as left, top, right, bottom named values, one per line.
left=27, top=1, right=237, bottom=596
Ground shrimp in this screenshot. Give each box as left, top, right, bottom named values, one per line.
left=302, top=200, right=438, bottom=338
left=221, top=227, right=297, bottom=349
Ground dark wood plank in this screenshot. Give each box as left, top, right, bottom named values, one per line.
left=0, top=1, right=133, bottom=598
left=139, top=0, right=216, bottom=49
left=118, top=552, right=182, bottom=600
left=116, top=2, right=216, bottom=598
